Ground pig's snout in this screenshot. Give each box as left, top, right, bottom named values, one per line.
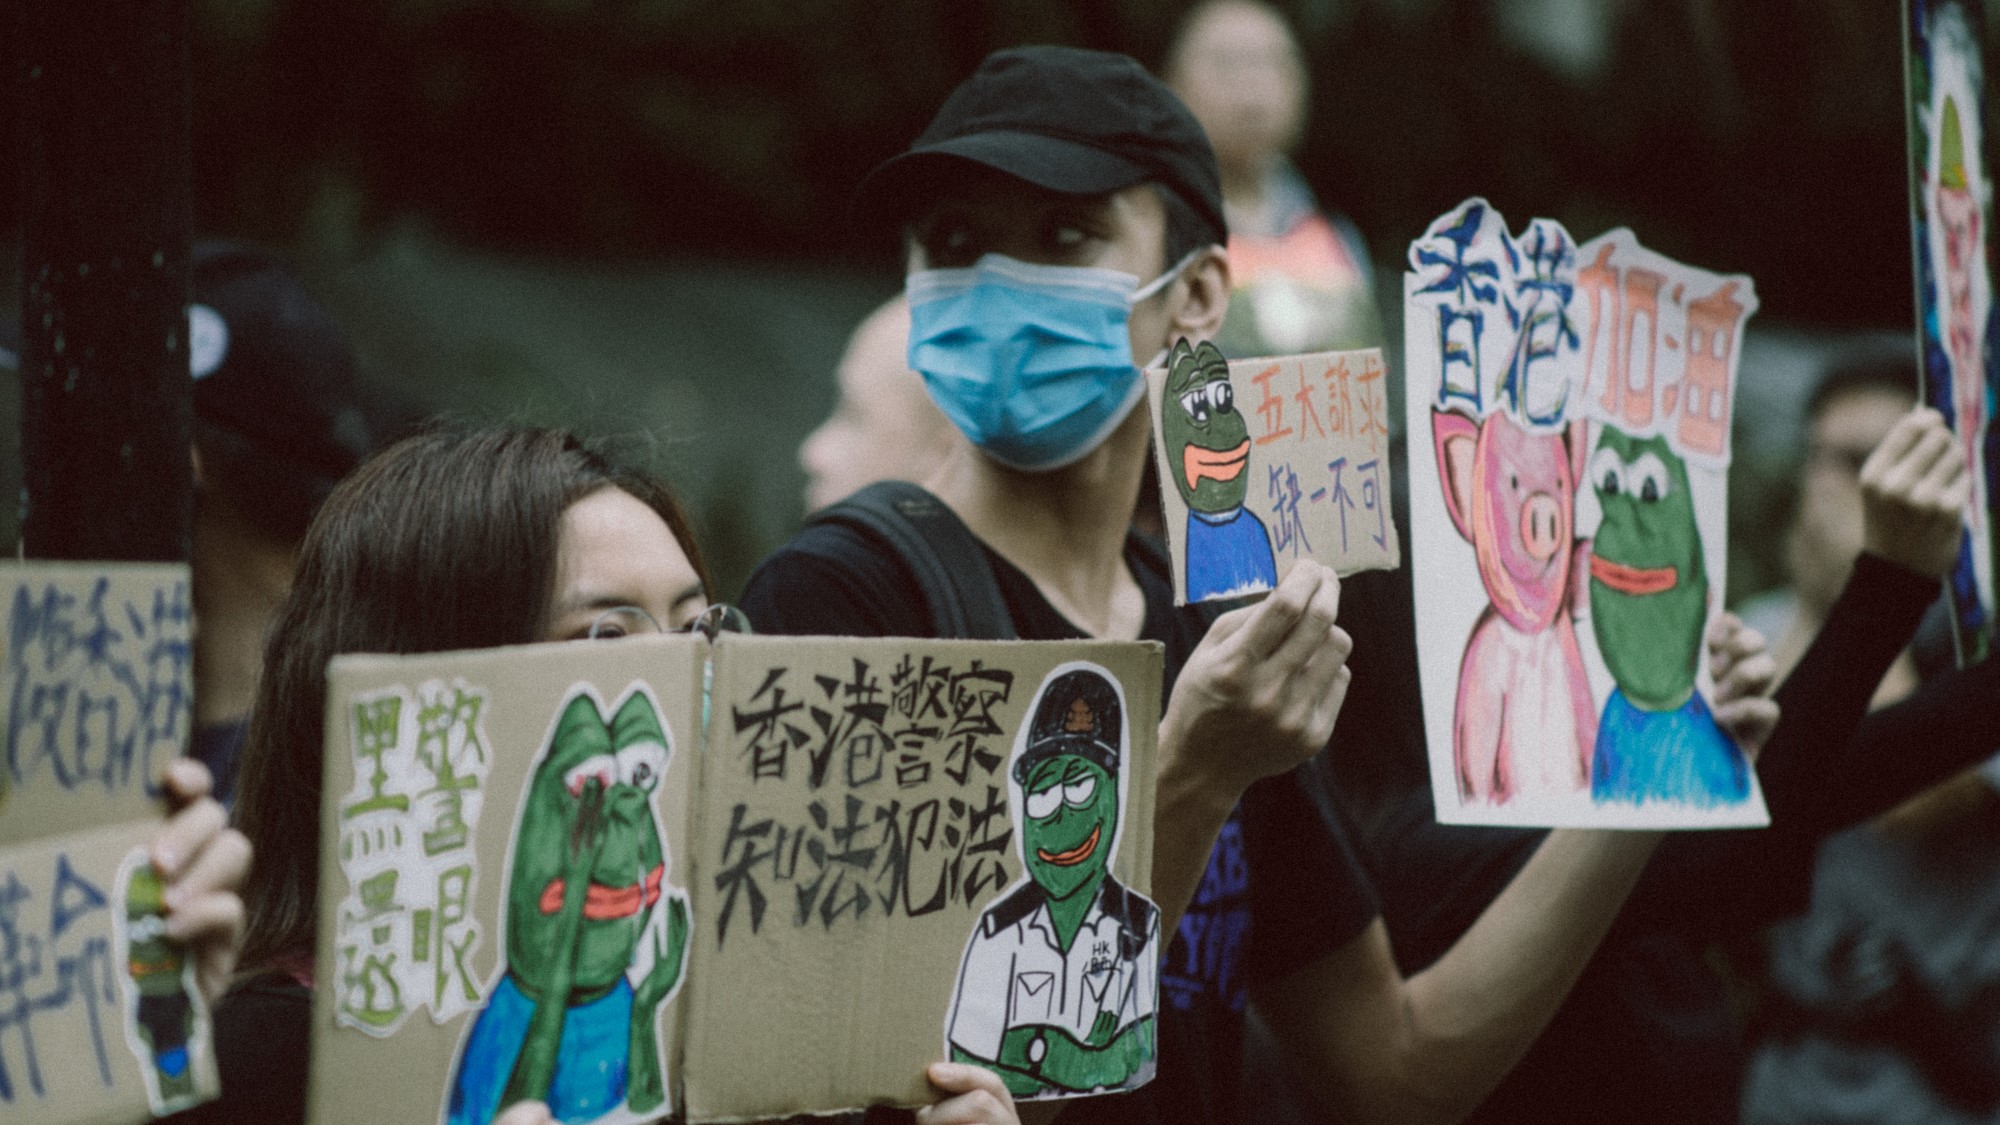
left=1518, top=493, right=1564, bottom=562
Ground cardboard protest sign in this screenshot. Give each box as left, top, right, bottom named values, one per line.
left=1403, top=199, right=1770, bottom=829
left=310, top=635, right=702, bottom=1125
left=1145, top=339, right=1400, bottom=604
left=0, top=561, right=217, bottom=1125
left=679, top=636, right=1161, bottom=1120
left=1908, top=0, right=2000, bottom=665
left=309, top=633, right=1161, bottom=1125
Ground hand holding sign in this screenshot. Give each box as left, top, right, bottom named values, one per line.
left=152, top=758, right=251, bottom=1009
left=1861, top=407, right=1973, bottom=580
left=1162, top=561, right=1351, bottom=796
left=1705, top=615, right=1780, bottom=761
left=919, top=1062, right=1022, bottom=1125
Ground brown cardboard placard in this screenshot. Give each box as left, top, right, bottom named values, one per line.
left=1145, top=341, right=1401, bottom=605
left=679, top=636, right=1162, bottom=1121
left=0, top=562, right=193, bottom=845
left=307, top=633, right=1162, bottom=1125
left=309, top=634, right=704, bottom=1125
left=0, top=561, right=215, bottom=1125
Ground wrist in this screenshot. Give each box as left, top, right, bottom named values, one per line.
left=1156, top=723, right=1251, bottom=825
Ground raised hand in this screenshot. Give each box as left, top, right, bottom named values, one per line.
left=1860, top=407, right=1972, bottom=579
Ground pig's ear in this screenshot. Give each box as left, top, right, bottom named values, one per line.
left=1433, top=408, right=1480, bottom=543
left=1565, top=418, right=1590, bottom=489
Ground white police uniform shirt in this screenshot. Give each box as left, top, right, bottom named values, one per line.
left=947, top=877, right=1159, bottom=1072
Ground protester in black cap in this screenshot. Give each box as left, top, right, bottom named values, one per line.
left=184, top=243, right=375, bottom=803
left=740, top=46, right=1778, bottom=1124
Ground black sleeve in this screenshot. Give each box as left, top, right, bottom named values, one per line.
left=1242, top=765, right=1381, bottom=986
left=162, top=976, right=311, bottom=1125
left=1628, top=553, right=1976, bottom=935
left=737, top=522, right=931, bottom=638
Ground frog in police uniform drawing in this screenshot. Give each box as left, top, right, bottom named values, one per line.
left=447, top=686, right=691, bottom=1125
left=1585, top=427, right=1749, bottom=805
left=946, top=664, right=1159, bottom=1098
left=1162, top=338, right=1278, bottom=600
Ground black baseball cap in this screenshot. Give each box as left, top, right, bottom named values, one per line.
left=854, top=46, right=1227, bottom=246
left=187, top=243, right=375, bottom=539
left=0, top=243, right=375, bottom=540
left=1013, top=667, right=1124, bottom=785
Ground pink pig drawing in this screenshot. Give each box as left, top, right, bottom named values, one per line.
left=1432, top=408, right=1598, bottom=803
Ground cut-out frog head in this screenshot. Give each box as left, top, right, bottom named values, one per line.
left=506, top=689, right=670, bottom=997
left=1162, top=338, right=1251, bottom=515
left=1587, top=427, right=1708, bottom=710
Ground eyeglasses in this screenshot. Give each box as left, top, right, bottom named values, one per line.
left=584, top=602, right=751, bottom=642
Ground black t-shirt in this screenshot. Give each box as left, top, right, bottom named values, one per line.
left=1325, top=552, right=1988, bottom=1124
left=740, top=509, right=1380, bottom=1123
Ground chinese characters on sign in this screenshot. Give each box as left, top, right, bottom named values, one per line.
left=1147, top=343, right=1400, bottom=606
left=332, top=679, right=492, bottom=1035
left=713, top=655, right=1018, bottom=945
left=0, top=562, right=216, bottom=1125
left=1403, top=198, right=1767, bottom=831
left=3, top=570, right=192, bottom=824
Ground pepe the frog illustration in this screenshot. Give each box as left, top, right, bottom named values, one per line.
left=946, top=665, right=1159, bottom=1099
left=1585, top=427, right=1749, bottom=805
left=1162, top=338, right=1278, bottom=600
left=123, top=861, right=202, bottom=1112
left=447, top=686, right=691, bottom=1125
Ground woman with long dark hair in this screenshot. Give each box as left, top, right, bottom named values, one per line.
left=180, top=425, right=1014, bottom=1125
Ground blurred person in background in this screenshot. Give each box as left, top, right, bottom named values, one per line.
left=1163, top=0, right=1384, bottom=359
left=1738, top=350, right=1930, bottom=704
left=1738, top=356, right=2000, bottom=1125
left=186, top=243, right=376, bottom=803
left=799, top=294, right=958, bottom=512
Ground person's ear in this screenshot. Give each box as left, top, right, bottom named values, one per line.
left=1165, top=245, right=1231, bottom=343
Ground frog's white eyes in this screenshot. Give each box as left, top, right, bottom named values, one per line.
left=564, top=754, right=616, bottom=797
left=1062, top=774, right=1097, bottom=808
left=1628, top=453, right=1670, bottom=503
left=617, top=741, right=667, bottom=792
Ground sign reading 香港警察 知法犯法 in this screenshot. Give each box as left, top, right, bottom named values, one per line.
left=307, top=632, right=1163, bottom=1125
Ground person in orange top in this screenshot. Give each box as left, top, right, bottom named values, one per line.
left=1165, top=0, right=1384, bottom=358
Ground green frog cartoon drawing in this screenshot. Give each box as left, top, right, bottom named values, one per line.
left=1161, top=338, right=1279, bottom=600
left=447, top=685, right=691, bottom=1125
left=121, top=859, right=203, bottom=1113
left=1585, top=426, right=1750, bottom=805
left=946, top=663, right=1159, bottom=1098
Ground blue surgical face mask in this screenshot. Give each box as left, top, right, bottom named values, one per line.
left=906, top=251, right=1196, bottom=472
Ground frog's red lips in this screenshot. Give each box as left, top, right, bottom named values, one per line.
left=1036, top=825, right=1101, bottom=867
left=1591, top=556, right=1678, bottom=596
left=540, top=864, right=664, bottom=920
left=1183, top=440, right=1251, bottom=490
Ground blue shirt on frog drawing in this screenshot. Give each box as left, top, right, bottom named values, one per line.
left=1185, top=507, right=1278, bottom=601
left=1591, top=689, right=1750, bottom=806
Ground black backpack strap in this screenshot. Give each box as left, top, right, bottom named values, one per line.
left=806, top=481, right=1018, bottom=640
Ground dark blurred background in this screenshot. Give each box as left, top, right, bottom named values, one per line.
left=0, top=0, right=1967, bottom=599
